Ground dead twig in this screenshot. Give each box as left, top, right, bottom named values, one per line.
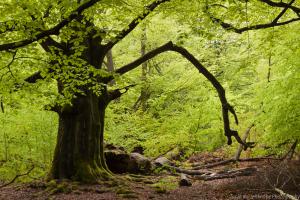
left=281, top=139, right=298, bottom=160
left=0, top=166, right=34, bottom=189
left=274, top=188, right=298, bottom=200
left=234, top=124, right=255, bottom=161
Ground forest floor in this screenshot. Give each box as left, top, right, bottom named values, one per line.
left=1, top=153, right=300, bottom=200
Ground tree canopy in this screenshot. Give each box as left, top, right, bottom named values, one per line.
left=0, top=0, right=299, bottom=184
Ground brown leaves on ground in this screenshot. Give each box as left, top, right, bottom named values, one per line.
left=0, top=155, right=299, bottom=200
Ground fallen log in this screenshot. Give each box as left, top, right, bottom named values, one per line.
left=190, top=158, right=223, bottom=167
left=179, top=173, right=192, bottom=186
left=193, top=167, right=257, bottom=181
left=162, top=163, right=256, bottom=181
left=167, top=166, right=212, bottom=175
left=191, top=156, right=280, bottom=170
left=191, top=159, right=235, bottom=170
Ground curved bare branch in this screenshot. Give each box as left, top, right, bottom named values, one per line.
left=110, top=41, right=248, bottom=148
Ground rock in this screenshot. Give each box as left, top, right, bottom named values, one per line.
left=119, top=146, right=125, bottom=151
left=105, top=150, right=152, bottom=174
left=165, top=147, right=184, bottom=161
left=105, top=149, right=130, bottom=173
left=128, top=153, right=152, bottom=173
left=154, top=157, right=173, bottom=167
left=104, top=143, right=118, bottom=150
left=132, top=145, right=144, bottom=155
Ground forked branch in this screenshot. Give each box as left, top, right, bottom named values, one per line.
left=105, top=0, right=170, bottom=50
left=258, top=0, right=300, bottom=16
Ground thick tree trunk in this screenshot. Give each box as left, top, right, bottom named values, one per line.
left=49, top=92, right=111, bottom=182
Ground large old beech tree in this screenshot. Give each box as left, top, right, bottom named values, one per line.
left=0, top=0, right=299, bottom=182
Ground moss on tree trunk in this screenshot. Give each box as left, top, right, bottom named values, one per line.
left=49, top=92, right=112, bottom=182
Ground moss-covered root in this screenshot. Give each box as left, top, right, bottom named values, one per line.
left=45, top=180, right=78, bottom=195
left=116, top=186, right=138, bottom=199
left=73, top=161, right=113, bottom=183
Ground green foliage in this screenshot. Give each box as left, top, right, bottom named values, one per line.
left=0, top=108, right=57, bottom=180
left=0, top=0, right=299, bottom=182
left=254, top=25, right=300, bottom=150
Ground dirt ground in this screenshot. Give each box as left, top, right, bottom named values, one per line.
left=1, top=158, right=299, bottom=200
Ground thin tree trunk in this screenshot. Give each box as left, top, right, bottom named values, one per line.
left=133, top=27, right=150, bottom=111
left=106, top=49, right=115, bottom=85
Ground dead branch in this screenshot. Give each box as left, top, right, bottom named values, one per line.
left=164, top=164, right=256, bottom=181
left=168, top=166, right=212, bottom=176
left=281, top=139, right=298, bottom=160
left=191, top=156, right=280, bottom=170
left=234, top=124, right=255, bottom=161
left=0, top=166, right=34, bottom=189
left=190, top=158, right=223, bottom=167
left=196, top=159, right=235, bottom=169
left=194, top=167, right=256, bottom=181
left=179, top=173, right=192, bottom=186
left=274, top=188, right=298, bottom=200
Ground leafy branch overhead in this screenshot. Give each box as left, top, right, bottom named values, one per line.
left=0, top=0, right=299, bottom=184
left=2, top=0, right=293, bottom=148
left=0, top=0, right=300, bottom=189
left=0, top=0, right=105, bottom=51
left=0, top=0, right=170, bottom=51
left=206, top=0, right=300, bottom=33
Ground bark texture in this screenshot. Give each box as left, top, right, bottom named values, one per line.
left=49, top=92, right=111, bottom=182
